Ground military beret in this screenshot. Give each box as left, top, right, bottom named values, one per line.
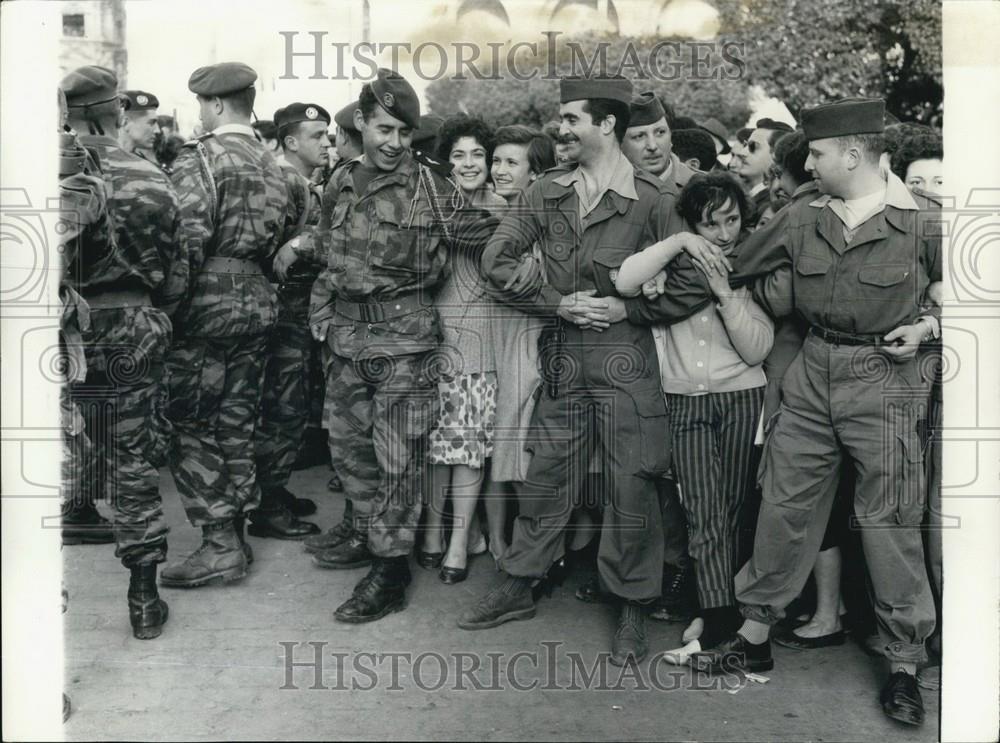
left=628, top=91, right=667, bottom=128
left=188, top=62, right=257, bottom=97
left=121, top=90, right=159, bottom=111
left=61, top=65, right=118, bottom=107
left=697, top=117, right=731, bottom=154
left=412, top=114, right=444, bottom=145
left=274, top=102, right=331, bottom=130
left=560, top=75, right=632, bottom=106
left=801, top=98, right=885, bottom=141
left=369, top=69, right=420, bottom=129
left=334, top=101, right=359, bottom=132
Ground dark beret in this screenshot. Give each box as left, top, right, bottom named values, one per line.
left=274, top=102, right=331, bottom=130
left=369, top=69, right=420, bottom=129
left=697, top=117, right=731, bottom=154
left=801, top=98, right=885, bottom=141
left=121, top=90, right=159, bottom=111
left=61, top=66, right=118, bottom=107
left=188, top=62, right=257, bottom=97
left=628, top=91, right=666, bottom=128
left=560, top=75, right=632, bottom=106
left=412, top=114, right=444, bottom=145
left=334, top=102, right=359, bottom=132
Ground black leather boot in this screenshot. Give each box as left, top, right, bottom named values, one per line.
left=160, top=520, right=248, bottom=588
left=62, top=502, right=114, bottom=545
left=233, top=514, right=253, bottom=565
left=128, top=564, right=169, bottom=639
left=277, top=486, right=318, bottom=517
left=312, top=532, right=373, bottom=569
left=333, top=556, right=411, bottom=623
left=650, top=563, right=697, bottom=622
left=248, top=488, right=320, bottom=539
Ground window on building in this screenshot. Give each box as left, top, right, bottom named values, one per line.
left=63, top=14, right=85, bottom=37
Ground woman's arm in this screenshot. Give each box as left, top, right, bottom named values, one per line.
left=716, top=286, right=775, bottom=366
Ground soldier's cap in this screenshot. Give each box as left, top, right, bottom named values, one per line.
left=188, top=62, right=257, bottom=97
left=61, top=65, right=119, bottom=107
left=698, top=117, right=731, bottom=154
left=628, top=91, right=667, bottom=128
left=755, top=117, right=794, bottom=133
left=274, top=102, right=331, bottom=130
left=334, top=101, right=359, bottom=132
left=121, top=90, right=159, bottom=111
left=412, top=114, right=444, bottom=145
left=801, top=98, right=885, bottom=141
left=560, top=75, right=633, bottom=106
left=368, top=69, right=420, bottom=129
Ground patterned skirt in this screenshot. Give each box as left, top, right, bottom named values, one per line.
left=428, top=372, right=498, bottom=468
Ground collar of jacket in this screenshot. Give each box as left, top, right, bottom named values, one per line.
left=809, top=171, right=919, bottom=235
left=77, top=133, right=121, bottom=150
left=212, top=123, right=257, bottom=138
left=342, top=151, right=419, bottom=195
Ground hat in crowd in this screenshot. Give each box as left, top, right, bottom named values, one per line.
left=121, top=90, right=159, bottom=111
left=801, top=97, right=886, bottom=141
left=628, top=91, right=667, bottom=128
left=334, top=101, right=359, bottom=132
left=274, top=102, right=331, bottom=130
left=560, top=75, right=633, bottom=106
left=672, top=115, right=699, bottom=130
left=369, top=69, right=420, bottom=128
left=412, top=114, right=444, bottom=146
left=755, top=117, right=795, bottom=133
left=61, top=65, right=119, bottom=107
left=188, top=62, right=257, bottom=97
left=698, top=117, right=731, bottom=154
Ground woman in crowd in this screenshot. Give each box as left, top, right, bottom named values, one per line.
left=420, top=114, right=506, bottom=584
left=890, top=131, right=943, bottom=196
left=485, top=124, right=556, bottom=563
left=615, top=171, right=774, bottom=663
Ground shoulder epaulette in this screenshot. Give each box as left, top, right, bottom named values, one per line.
left=182, top=132, right=215, bottom=148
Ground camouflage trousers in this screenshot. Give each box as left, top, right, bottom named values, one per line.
left=71, top=305, right=172, bottom=567
left=166, top=333, right=268, bottom=525
left=254, top=283, right=322, bottom=494
left=324, top=348, right=438, bottom=558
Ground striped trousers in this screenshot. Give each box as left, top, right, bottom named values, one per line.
left=666, top=386, right=764, bottom=609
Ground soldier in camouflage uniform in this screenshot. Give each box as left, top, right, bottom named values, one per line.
left=62, top=67, right=180, bottom=639
left=160, top=63, right=298, bottom=588
left=247, top=102, right=333, bottom=539
left=119, top=90, right=161, bottom=165
left=304, top=69, right=497, bottom=623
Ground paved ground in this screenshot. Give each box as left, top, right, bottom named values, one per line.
left=64, top=465, right=940, bottom=741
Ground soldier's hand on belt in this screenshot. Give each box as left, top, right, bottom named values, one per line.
left=311, top=319, right=331, bottom=342
left=882, top=322, right=928, bottom=361
left=642, top=270, right=668, bottom=300
left=273, top=241, right=298, bottom=281
left=558, top=289, right=613, bottom=331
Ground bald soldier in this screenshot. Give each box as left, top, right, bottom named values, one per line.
left=61, top=66, right=182, bottom=639
left=119, top=89, right=161, bottom=163
left=248, top=102, right=332, bottom=539
left=161, top=62, right=299, bottom=588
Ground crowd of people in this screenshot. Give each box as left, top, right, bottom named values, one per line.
left=57, top=60, right=944, bottom=728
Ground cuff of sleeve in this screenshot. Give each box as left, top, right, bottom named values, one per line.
left=539, top=285, right=564, bottom=313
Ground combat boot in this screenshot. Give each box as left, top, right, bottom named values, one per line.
left=611, top=603, right=649, bottom=665
left=334, top=556, right=411, bottom=623
left=278, top=486, right=317, bottom=517
left=62, top=502, right=114, bottom=545
left=159, top=520, right=248, bottom=588
left=303, top=508, right=353, bottom=554
left=233, top=514, right=253, bottom=565
left=127, top=563, right=169, bottom=639
left=247, top=491, right=320, bottom=540
left=650, top=563, right=696, bottom=622
left=312, top=532, right=373, bottom=569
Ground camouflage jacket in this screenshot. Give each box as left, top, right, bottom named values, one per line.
left=166, top=126, right=296, bottom=338
left=306, top=151, right=498, bottom=359
left=276, top=156, right=323, bottom=281
left=76, top=135, right=183, bottom=313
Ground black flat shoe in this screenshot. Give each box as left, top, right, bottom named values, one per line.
left=416, top=550, right=444, bottom=569
left=880, top=671, right=925, bottom=726
left=439, top=565, right=468, bottom=584
left=773, top=628, right=845, bottom=651
left=574, top=575, right=613, bottom=604
left=691, top=632, right=774, bottom=673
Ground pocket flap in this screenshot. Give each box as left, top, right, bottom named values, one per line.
left=796, top=255, right=831, bottom=276
left=858, top=264, right=910, bottom=287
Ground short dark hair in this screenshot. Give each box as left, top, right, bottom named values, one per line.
left=493, top=124, right=556, bottom=175
left=735, top=127, right=753, bottom=144
left=671, top=129, right=717, bottom=172
left=772, top=130, right=810, bottom=187
left=344, top=127, right=363, bottom=150
left=581, top=98, right=630, bottom=143
left=435, top=113, right=495, bottom=165
left=677, top=171, right=752, bottom=230
left=277, top=121, right=305, bottom=151
left=672, top=115, right=699, bottom=131
left=835, top=133, right=885, bottom=164
left=889, top=132, right=943, bottom=181
left=358, top=84, right=381, bottom=122
left=252, top=119, right=276, bottom=140
left=883, top=121, right=937, bottom=157
left=221, top=88, right=256, bottom=118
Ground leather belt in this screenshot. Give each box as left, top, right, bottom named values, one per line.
left=82, top=288, right=151, bottom=309
left=334, top=294, right=427, bottom=323
left=203, top=257, right=262, bottom=275
left=809, top=325, right=889, bottom=347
